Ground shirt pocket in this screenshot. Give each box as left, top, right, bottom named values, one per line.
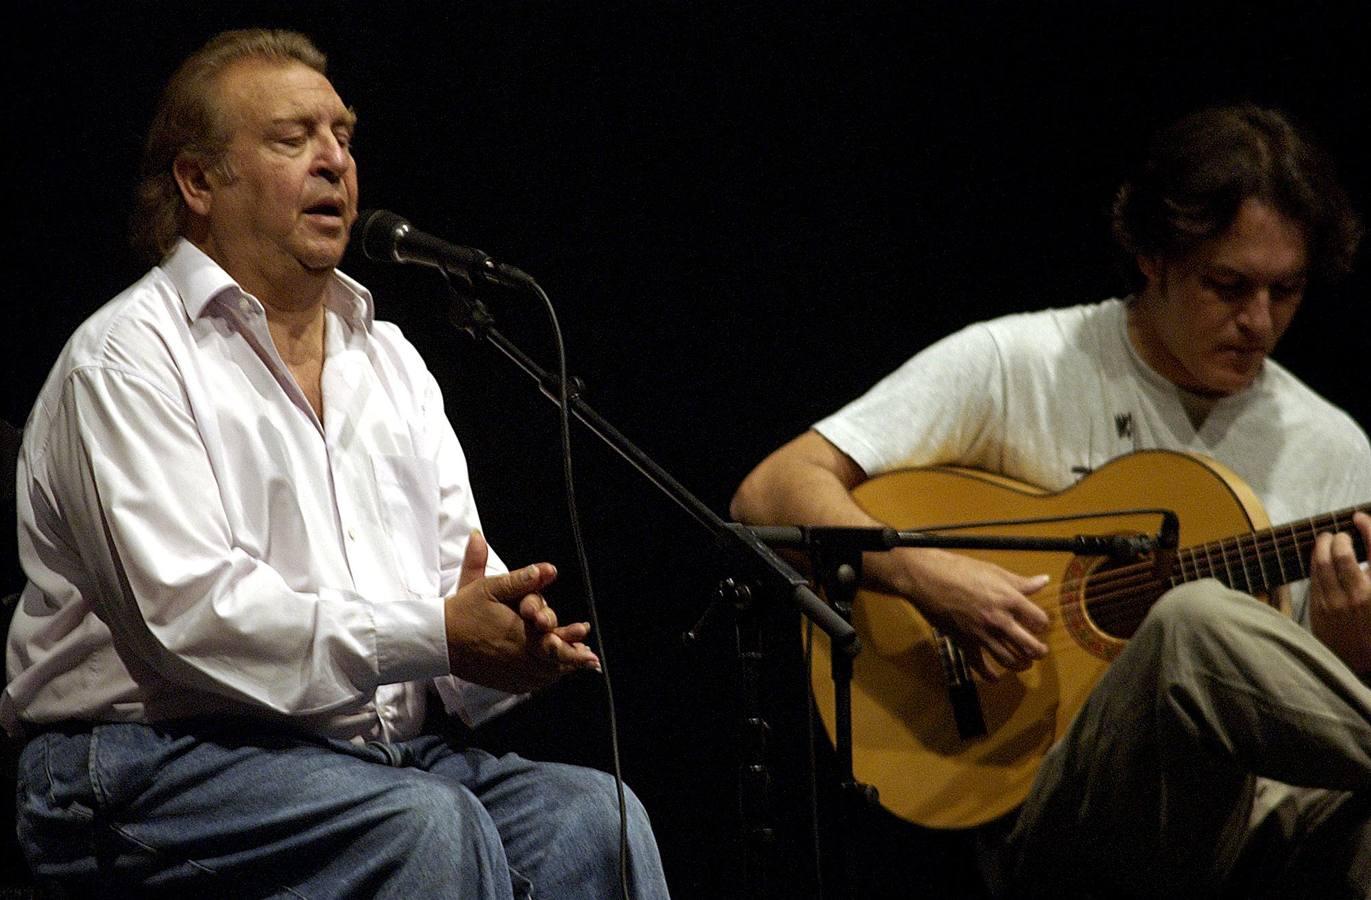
left=370, top=454, right=441, bottom=598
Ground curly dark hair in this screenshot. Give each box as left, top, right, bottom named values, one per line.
left=1112, top=104, right=1362, bottom=289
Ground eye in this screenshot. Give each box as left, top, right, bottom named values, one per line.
left=1202, top=276, right=1244, bottom=299
left=1270, top=282, right=1305, bottom=304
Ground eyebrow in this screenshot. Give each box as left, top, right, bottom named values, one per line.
left=268, top=105, right=359, bottom=131
left=1208, top=261, right=1307, bottom=278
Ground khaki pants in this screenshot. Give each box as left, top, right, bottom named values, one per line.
left=1001, top=580, right=1371, bottom=899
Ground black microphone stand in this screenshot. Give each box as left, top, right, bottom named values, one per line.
left=445, top=286, right=858, bottom=900
left=444, top=278, right=1173, bottom=899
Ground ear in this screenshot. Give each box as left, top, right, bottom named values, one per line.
left=1136, top=254, right=1163, bottom=285
left=172, top=153, right=216, bottom=217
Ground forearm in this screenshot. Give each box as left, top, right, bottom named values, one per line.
left=730, top=431, right=1051, bottom=672
left=730, top=431, right=946, bottom=604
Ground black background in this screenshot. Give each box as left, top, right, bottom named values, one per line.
left=5, top=2, right=1370, bottom=897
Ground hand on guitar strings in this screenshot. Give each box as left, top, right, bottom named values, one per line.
left=893, top=548, right=1051, bottom=679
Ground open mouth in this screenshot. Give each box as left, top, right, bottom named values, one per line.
left=303, top=201, right=345, bottom=222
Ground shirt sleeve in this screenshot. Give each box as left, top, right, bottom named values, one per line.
left=813, top=322, right=1006, bottom=476
left=27, top=364, right=451, bottom=717
left=411, top=365, right=528, bottom=726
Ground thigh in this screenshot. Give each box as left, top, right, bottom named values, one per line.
left=419, top=744, right=616, bottom=860
left=412, top=739, right=667, bottom=900
left=1005, top=584, right=1259, bottom=896
left=1007, top=580, right=1371, bottom=898
left=18, top=721, right=512, bottom=898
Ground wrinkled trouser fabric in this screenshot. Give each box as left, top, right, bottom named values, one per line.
left=17, top=719, right=670, bottom=899
left=1000, top=581, right=1371, bottom=899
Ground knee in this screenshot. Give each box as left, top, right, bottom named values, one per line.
left=1141, top=579, right=1245, bottom=645
left=544, top=766, right=655, bottom=849
left=371, top=777, right=499, bottom=857
left=1134, top=579, right=1277, bottom=680
left=556, top=766, right=631, bottom=834
left=299, top=777, right=511, bottom=895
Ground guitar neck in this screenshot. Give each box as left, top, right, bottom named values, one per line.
left=1169, top=503, right=1370, bottom=595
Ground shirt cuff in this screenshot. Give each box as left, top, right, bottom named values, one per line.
left=358, top=590, right=451, bottom=685
left=432, top=675, right=528, bottom=728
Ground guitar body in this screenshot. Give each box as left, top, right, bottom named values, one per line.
left=806, top=450, right=1271, bottom=830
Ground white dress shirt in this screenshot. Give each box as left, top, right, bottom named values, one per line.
left=3, top=240, right=520, bottom=741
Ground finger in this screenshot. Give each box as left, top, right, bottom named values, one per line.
left=458, top=530, right=490, bottom=589
left=518, top=593, right=558, bottom=631
left=1311, top=532, right=1338, bottom=601
left=991, top=612, right=1043, bottom=668
left=966, top=644, right=998, bottom=683
left=538, top=633, right=600, bottom=670
left=1355, top=511, right=1371, bottom=557
left=561, top=642, right=601, bottom=672
left=1330, top=532, right=1368, bottom=596
left=1007, top=621, right=1049, bottom=659
left=1013, top=594, right=1051, bottom=633
left=552, top=621, right=592, bottom=643
left=483, top=562, right=558, bottom=605
left=981, top=633, right=1028, bottom=672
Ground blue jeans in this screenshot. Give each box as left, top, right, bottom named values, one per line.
left=16, top=719, right=669, bottom=898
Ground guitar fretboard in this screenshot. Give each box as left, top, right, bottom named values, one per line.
left=1169, top=504, right=1370, bottom=595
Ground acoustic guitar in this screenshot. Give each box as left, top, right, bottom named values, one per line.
left=805, top=449, right=1369, bottom=829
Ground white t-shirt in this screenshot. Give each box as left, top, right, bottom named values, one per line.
left=814, top=298, right=1371, bottom=621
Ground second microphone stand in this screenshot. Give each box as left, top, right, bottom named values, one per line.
left=443, top=273, right=1170, bottom=898
left=445, top=283, right=858, bottom=900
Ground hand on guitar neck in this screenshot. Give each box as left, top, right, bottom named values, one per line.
left=1310, top=510, right=1371, bottom=674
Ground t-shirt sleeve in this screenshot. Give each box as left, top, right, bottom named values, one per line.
left=813, top=322, right=1005, bottom=477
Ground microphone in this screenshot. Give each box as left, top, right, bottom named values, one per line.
left=352, top=209, right=536, bottom=292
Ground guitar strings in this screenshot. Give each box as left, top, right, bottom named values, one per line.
left=1018, top=509, right=1366, bottom=652
left=885, top=503, right=1369, bottom=655
left=1058, top=506, right=1366, bottom=611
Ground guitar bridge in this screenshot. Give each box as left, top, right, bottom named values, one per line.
left=935, top=631, right=987, bottom=739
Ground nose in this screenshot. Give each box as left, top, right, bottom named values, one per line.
left=1235, top=289, right=1274, bottom=340
left=312, top=133, right=351, bottom=184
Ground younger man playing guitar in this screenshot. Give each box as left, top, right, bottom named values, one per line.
left=732, top=105, right=1371, bottom=897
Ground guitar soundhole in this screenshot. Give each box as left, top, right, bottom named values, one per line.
left=1081, top=559, right=1163, bottom=640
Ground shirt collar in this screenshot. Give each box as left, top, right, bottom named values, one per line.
left=160, top=238, right=376, bottom=331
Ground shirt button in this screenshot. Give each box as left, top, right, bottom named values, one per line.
left=347, top=528, right=357, bottom=541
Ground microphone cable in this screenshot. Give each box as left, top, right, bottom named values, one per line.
left=438, top=270, right=633, bottom=900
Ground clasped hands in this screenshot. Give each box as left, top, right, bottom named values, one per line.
left=444, top=531, right=601, bottom=694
